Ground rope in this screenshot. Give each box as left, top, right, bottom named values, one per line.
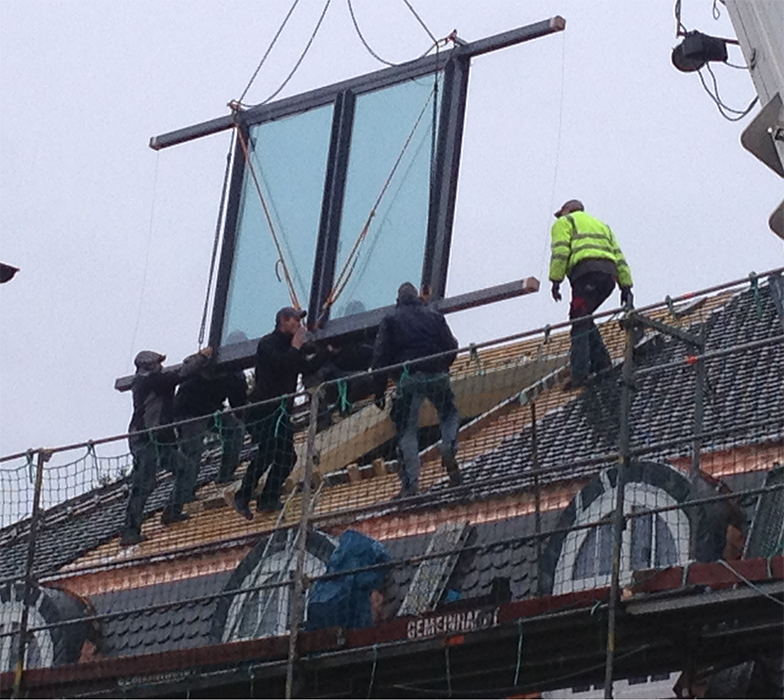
left=347, top=0, right=396, bottom=67
left=274, top=397, right=289, bottom=438
left=212, top=411, right=224, bottom=432
left=718, top=560, right=784, bottom=608
left=323, top=84, right=436, bottom=314
left=513, top=619, right=524, bottom=686
left=337, top=379, right=351, bottom=414
left=25, top=450, right=34, bottom=485
left=540, top=31, right=566, bottom=277
left=87, top=441, right=99, bottom=484
left=401, top=0, right=437, bottom=44
left=234, top=124, right=302, bottom=309
left=260, top=0, right=333, bottom=106
left=749, top=272, right=762, bottom=319
left=199, top=134, right=235, bottom=348
left=237, top=0, right=303, bottom=105
left=128, top=152, right=160, bottom=370
left=367, top=644, right=378, bottom=698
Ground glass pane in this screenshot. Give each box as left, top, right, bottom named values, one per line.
left=222, top=104, right=334, bottom=342
left=631, top=510, right=653, bottom=571
left=597, top=523, right=613, bottom=576
left=573, top=527, right=598, bottom=579
left=654, top=515, right=678, bottom=567
left=331, top=74, right=441, bottom=319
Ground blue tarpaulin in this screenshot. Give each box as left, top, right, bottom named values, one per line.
left=306, top=529, right=391, bottom=630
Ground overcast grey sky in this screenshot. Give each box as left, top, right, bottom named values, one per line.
left=1, top=0, right=781, bottom=461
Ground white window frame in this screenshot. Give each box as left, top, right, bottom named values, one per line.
left=552, top=472, right=691, bottom=595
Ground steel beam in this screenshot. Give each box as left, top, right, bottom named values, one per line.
left=115, top=277, right=540, bottom=391
left=148, top=18, right=565, bottom=152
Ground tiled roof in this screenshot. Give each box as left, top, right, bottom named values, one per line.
left=91, top=573, right=229, bottom=657
left=424, top=283, right=783, bottom=505
left=0, top=282, right=780, bottom=585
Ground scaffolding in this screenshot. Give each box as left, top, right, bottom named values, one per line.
left=0, top=268, right=783, bottom=699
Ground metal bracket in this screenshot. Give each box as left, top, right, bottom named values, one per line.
left=622, top=311, right=704, bottom=348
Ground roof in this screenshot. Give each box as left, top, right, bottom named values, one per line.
left=2, top=280, right=781, bottom=583
left=0, top=277, right=782, bottom=696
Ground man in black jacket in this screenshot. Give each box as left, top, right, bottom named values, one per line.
left=234, top=307, right=310, bottom=519
left=173, top=351, right=248, bottom=486
left=120, top=348, right=211, bottom=546
left=372, top=282, right=461, bottom=497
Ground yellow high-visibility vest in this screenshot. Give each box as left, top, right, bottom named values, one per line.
left=548, top=211, right=633, bottom=287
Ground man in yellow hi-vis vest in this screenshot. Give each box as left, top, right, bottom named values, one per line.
left=549, top=199, right=633, bottom=388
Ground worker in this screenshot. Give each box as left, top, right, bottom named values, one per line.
left=120, top=347, right=212, bottom=547
left=173, top=346, right=248, bottom=487
left=233, top=307, right=312, bottom=519
left=372, top=282, right=461, bottom=498
left=549, top=200, right=633, bottom=388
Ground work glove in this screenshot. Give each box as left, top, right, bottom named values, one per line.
left=374, top=394, right=386, bottom=411
left=620, top=286, right=634, bottom=309
left=551, top=281, right=562, bottom=302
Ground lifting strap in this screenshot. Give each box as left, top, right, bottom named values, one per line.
left=321, top=84, right=437, bottom=318
left=234, top=123, right=302, bottom=310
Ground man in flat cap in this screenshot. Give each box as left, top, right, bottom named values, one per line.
left=372, top=282, right=461, bottom=498
left=121, top=347, right=212, bottom=546
left=234, top=306, right=312, bottom=518
left=549, top=200, right=634, bottom=388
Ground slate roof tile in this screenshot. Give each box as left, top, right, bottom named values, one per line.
left=0, top=282, right=780, bottom=658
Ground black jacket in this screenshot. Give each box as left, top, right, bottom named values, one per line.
left=250, top=330, right=312, bottom=412
left=173, top=355, right=247, bottom=420
left=372, top=296, right=458, bottom=395
left=129, top=355, right=207, bottom=443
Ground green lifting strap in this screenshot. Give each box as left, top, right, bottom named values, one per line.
left=274, top=396, right=289, bottom=438
left=336, top=378, right=351, bottom=414
left=212, top=410, right=224, bottom=431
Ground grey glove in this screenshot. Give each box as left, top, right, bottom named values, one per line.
left=620, top=286, right=634, bottom=309
left=551, top=281, right=562, bottom=302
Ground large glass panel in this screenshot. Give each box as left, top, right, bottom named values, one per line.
left=330, top=74, right=441, bottom=319
left=222, top=104, right=333, bottom=343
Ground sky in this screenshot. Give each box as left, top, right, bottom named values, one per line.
left=1, top=0, right=782, bottom=465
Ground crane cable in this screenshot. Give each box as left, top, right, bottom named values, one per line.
left=320, top=83, right=437, bottom=319
left=233, top=120, right=302, bottom=310
left=237, top=0, right=303, bottom=106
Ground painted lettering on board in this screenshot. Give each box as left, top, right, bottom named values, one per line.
left=406, top=607, right=500, bottom=640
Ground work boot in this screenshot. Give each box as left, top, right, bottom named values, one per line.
left=442, top=453, right=462, bottom=487
left=119, top=528, right=145, bottom=547
left=215, top=470, right=234, bottom=484
left=161, top=506, right=189, bottom=526
left=233, top=495, right=253, bottom=521
left=393, top=482, right=417, bottom=500
left=562, top=375, right=587, bottom=392
left=256, top=497, right=284, bottom=513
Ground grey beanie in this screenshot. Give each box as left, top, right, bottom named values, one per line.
left=134, top=350, right=165, bottom=370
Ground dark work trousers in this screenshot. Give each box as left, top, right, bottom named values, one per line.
left=237, top=407, right=296, bottom=508
left=391, top=372, right=460, bottom=490
left=177, top=412, right=245, bottom=484
left=569, top=271, right=616, bottom=381
left=123, top=435, right=193, bottom=534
